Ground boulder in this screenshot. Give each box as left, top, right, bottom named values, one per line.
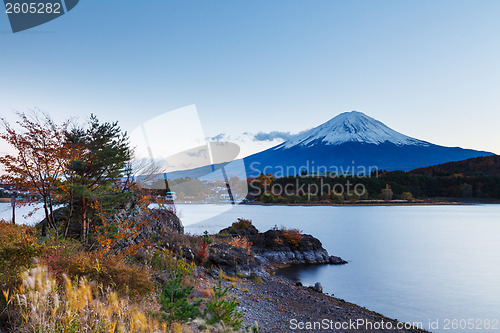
left=313, top=282, right=323, bottom=293
left=329, top=255, right=348, bottom=265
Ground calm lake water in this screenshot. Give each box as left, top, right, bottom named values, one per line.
left=183, top=204, right=500, bottom=333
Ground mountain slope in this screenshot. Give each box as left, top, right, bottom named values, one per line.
left=244, top=111, right=494, bottom=176
left=410, top=155, right=500, bottom=176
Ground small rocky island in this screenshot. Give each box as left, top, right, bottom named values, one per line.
left=208, top=219, right=347, bottom=275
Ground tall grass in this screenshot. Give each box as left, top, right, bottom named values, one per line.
left=7, top=264, right=166, bottom=333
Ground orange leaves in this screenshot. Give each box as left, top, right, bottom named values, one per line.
left=255, top=173, right=276, bottom=186
left=228, top=236, right=253, bottom=254
left=92, top=199, right=150, bottom=260
left=279, top=226, right=303, bottom=248
left=273, top=237, right=284, bottom=247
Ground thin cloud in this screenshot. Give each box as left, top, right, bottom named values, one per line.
left=253, top=131, right=293, bottom=142
left=208, top=133, right=228, bottom=142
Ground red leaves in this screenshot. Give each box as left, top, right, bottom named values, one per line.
left=197, top=242, right=209, bottom=264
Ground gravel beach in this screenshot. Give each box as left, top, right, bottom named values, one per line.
left=208, top=272, right=430, bottom=333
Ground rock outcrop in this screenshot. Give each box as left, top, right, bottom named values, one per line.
left=207, top=243, right=261, bottom=274
left=111, top=201, right=183, bottom=251
left=115, top=201, right=184, bottom=236
left=217, top=222, right=347, bottom=271
left=37, top=200, right=183, bottom=240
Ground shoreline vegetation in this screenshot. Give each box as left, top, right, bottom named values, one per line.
left=243, top=199, right=462, bottom=206
left=243, top=156, right=500, bottom=206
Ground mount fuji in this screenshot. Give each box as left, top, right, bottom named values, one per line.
left=243, top=111, right=494, bottom=176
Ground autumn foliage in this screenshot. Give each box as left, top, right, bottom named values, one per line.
left=0, top=112, right=72, bottom=231
left=279, top=226, right=303, bottom=248
left=228, top=236, right=253, bottom=254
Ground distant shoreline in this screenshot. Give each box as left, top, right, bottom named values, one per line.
left=241, top=197, right=500, bottom=206
left=242, top=201, right=466, bottom=207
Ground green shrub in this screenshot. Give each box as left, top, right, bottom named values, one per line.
left=331, top=192, right=344, bottom=203
left=299, top=194, right=310, bottom=203
left=202, top=230, right=213, bottom=244
left=231, top=218, right=253, bottom=230
left=205, top=279, right=242, bottom=330
left=151, top=249, right=195, bottom=277
left=159, top=274, right=202, bottom=323
left=345, top=190, right=360, bottom=202
left=261, top=192, right=275, bottom=203
left=156, top=249, right=202, bottom=323
left=0, top=221, right=42, bottom=291
left=307, top=194, right=319, bottom=201
left=274, top=196, right=286, bottom=204
left=247, top=272, right=263, bottom=283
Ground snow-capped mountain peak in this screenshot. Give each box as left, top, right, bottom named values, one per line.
left=278, top=111, right=429, bottom=149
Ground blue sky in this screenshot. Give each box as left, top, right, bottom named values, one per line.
left=1, top=0, right=499, bottom=157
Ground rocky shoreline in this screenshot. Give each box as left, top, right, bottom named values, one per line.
left=199, top=220, right=428, bottom=332
left=194, top=265, right=430, bottom=333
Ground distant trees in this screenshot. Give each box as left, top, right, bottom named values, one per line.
left=246, top=167, right=500, bottom=202
left=331, top=191, right=344, bottom=203
left=381, top=184, right=393, bottom=201
left=346, top=190, right=361, bottom=202
left=410, top=155, right=500, bottom=177
left=260, top=192, right=275, bottom=204
left=400, top=192, right=413, bottom=201
left=460, top=183, right=473, bottom=198
left=286, top=194, right=299, bottom=203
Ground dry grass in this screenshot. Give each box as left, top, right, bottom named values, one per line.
left=0, top=221, right=262, bottom=333
left=6, top=264, right=167, bottom=333
left=198, top=287, right=215, bottom=299
left=44, top=249, right=154, bottom=298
